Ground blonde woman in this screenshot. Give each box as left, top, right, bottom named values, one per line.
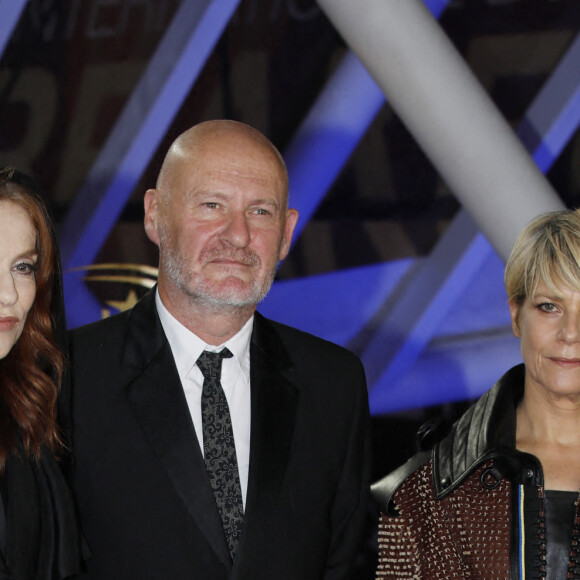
left=374, top=209, right=580, bottom=579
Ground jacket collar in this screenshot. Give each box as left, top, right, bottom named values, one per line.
left=121, top=287, right=166, bottom=371
left=372, top=364, right=543, bottom=511
left=432, top=364, right=544, bottom=498
left=250, top=311, right=293, bottom=373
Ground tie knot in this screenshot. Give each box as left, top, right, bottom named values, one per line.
left=196, top=348, right=233, bottom=380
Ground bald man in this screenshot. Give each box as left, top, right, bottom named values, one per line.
left=69, top=120, right=370, bottom=579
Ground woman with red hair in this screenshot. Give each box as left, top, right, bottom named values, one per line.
left=0, top=167, right=83, bottom=578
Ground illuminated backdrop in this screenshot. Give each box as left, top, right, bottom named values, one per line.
left=1, top=0, right=580, bottom=417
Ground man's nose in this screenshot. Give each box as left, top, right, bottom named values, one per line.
left=221, top=211, right=251, bottom=247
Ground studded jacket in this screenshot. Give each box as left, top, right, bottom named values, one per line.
left=372, top=364, right=580, bottom=579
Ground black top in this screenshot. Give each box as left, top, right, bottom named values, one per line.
left=523, top=488, right=577, bottom=579
left=545, top=490, right=577, bottom=579
left=0, top=446, right=84, bottom=579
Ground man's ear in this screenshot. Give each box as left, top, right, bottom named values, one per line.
left=278, top=208, right=299, bottom=261
left=509, top=300, right=521, bottom=338
left=144, top=189, right=161, bottom=246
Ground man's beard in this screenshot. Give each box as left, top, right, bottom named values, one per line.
left=158, top=227, right=277, bottom=309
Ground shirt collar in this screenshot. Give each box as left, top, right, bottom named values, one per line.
left=155, top=290, right=253, bottom=381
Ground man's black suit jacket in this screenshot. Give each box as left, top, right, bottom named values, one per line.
left=69, top=289, right=371, bottom=579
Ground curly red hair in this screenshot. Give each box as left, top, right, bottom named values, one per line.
left=0, top=168, right=64, bottom=469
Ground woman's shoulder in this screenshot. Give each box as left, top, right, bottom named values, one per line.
left=371, top=450, right=431, bottom=514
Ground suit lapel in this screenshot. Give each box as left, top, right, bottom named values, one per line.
left=122, top=290, right=231, bottom=568
left=240, top=314, right=298, bottom=554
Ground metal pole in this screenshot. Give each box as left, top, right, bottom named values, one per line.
left=317, top=0, right=563, bottom=261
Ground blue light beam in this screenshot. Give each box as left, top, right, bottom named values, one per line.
left=0, top=0, right=28, bottom=58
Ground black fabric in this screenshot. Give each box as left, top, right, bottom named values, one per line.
left=0, top=447, right=84, bottom=579
left=0, top=482, right=5, bottom=562
left=544, top=490, right=577, bottom=579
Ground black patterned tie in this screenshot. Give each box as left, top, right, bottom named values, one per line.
left=197, top=349, right=244, bottom=560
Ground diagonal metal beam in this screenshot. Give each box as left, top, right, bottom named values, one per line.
left=283, top=51, right=384, bottom=240
left=286, top=0, right=450, bottom=240
left=318, top=0, right=561, bottom=262
left=0, top=1, right=28, bottom=58
left=518, top=33, right=580, bottom=173
left=376, top=327, right=522, bottom=413
left=361, top=210, right=491, bottom=389
left=60, top=0, right=241, bottom=327
left=259, top=259, right=414, bottom=346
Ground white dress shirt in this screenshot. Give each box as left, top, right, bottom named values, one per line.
left=155, top=292, right=252, bottom=507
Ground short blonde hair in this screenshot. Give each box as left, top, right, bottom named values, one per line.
left=505, top=208, right=580, bottom=304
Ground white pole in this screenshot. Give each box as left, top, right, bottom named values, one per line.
left=317, top=0, right=563, bottom=261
